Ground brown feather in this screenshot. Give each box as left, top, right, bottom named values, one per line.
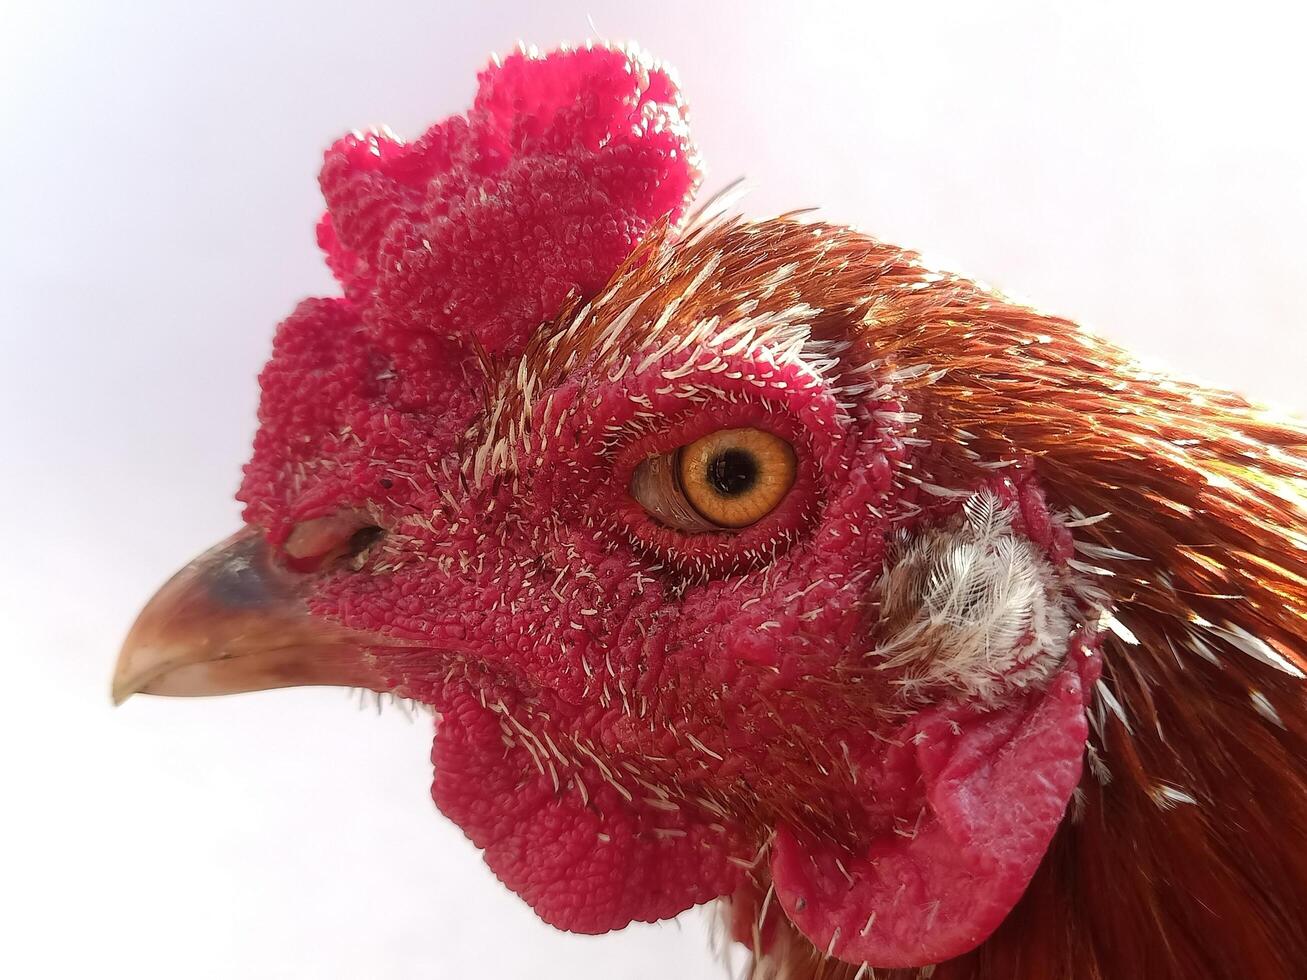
left=575, top=216, right=1307, bottom=979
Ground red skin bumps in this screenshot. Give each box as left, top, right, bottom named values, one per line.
left=245, top=46, right=699, bottom=534
left=236, top=45, right=1096, bottom=967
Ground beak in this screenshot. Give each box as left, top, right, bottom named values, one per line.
left=112, top=527, right=389, bottom=704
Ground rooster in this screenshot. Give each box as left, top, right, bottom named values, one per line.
left=112, top=44, right=1307, bottom=979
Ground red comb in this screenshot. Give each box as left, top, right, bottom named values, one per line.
left=320, top=45, right=698, bottom=357
left=241, top=44, right=700, bottom=528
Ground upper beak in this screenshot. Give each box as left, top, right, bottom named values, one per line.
left=112, top=527, right=388, bottom=704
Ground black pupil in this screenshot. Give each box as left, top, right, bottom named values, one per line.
left=705, top=448, right=758, bottom=497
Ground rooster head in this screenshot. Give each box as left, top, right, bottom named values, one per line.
left=113, top=44, right=1307, bottom=975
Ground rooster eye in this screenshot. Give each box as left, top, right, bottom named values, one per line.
left=630, top=428, right=797, bottom=531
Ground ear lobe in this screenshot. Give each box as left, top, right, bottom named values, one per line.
left=769, top=648, right=1097, bottom=968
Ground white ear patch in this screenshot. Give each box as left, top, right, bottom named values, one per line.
left=875, top=491, right=1071, bottom=703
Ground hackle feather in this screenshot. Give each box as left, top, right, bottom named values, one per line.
left=649, top=216, right=1307, bottom=980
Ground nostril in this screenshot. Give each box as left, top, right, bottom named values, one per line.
left=283, top=513, right=383, bottom=572
left=345, top=525, right=384, bottom=562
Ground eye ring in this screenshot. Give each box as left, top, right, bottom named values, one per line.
left=630, top=427, right=797, bottom=532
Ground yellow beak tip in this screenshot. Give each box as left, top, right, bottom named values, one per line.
left=111, top=663, right=145, bottom=705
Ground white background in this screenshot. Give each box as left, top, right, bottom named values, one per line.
left=4, top=2, right=1305, bottom=977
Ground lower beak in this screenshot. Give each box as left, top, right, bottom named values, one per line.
left=111, top=527, right=388, bottom=704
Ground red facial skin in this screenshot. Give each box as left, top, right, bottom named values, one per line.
left=236, top=46, right=1096, bottom=969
